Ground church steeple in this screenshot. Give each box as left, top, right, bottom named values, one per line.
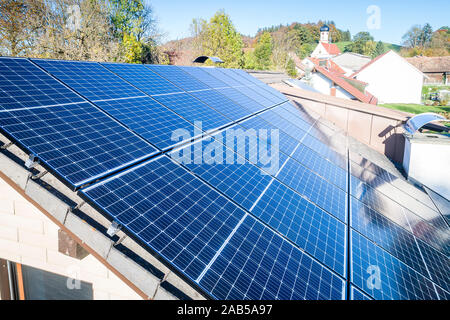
left=320, top=25, right=330, bottom=44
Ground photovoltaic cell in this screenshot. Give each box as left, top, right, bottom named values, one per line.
left=291, top=144, right=347, bottom=190
left=200, top=215, right=346, bottom=300
left=170, top=137, right=273, bottom=211
left=0, top=103, right=156, bottom=187
left=351, top=199, right=430, bottom=278
left=277, top=157, right=347, bottom=222
left=0, top=57, right=83, bottom=110
left=216, top=88, right=265, bottom=113
left=32, top=59, right=143, bottom=102
left=152, top=93, right=229, bottom=131
left=146, top=65, right=210, bottom=92
left=81, top=156, right=247, bottom=282
left=252, top=180, right=347, bottom=276
left=101, top=63, right=183, bottom=96
left=94, top=97, right=194, bottom=150
left=416, top=240, right=450, bottom=293
left=188, top=89, right=251, bottom=121
left=350, top=285, right=372, bottom=300
left=179, top=66, right=229, bottom=89
left=351, top=230, right=438, bottom=300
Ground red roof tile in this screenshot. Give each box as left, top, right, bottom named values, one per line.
left=313, top=64, right=378, bottom=105
left=321, top=42, right=341, bottom=56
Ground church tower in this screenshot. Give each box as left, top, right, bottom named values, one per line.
left=320, top=25, right=330, bottom=43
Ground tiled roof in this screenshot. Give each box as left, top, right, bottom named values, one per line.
left=313, top=63, right=378, bottom=104
left=406, top=56, right=450, bottom=73
left=321, top=42, right=341, bottom=56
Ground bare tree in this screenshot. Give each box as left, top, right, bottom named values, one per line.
left=0, top=0, right=45, bottom=56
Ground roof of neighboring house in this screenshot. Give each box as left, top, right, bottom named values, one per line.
left=405, top=56, right=450, bottom=73
left=351, top=50, right=427, bottom=79
left=320, top=42, right=341, bottom=56
left=307, top=57, right=346, bottom=75
left=313, top=64, right=378, bottom=104
left=306, top=58, right=377, bottom=104
left=331, top=52, right=372, bottom=72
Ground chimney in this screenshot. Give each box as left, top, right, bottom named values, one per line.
left=330, top=86, right=336, bottom=96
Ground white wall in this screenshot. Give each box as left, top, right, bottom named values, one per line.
left=0, top=177, right=142, bottom=300
left=311, top=43, right=332, bottom=59
left=355, top=51, right=424, bottom=104
left=403, top=137, right=450, bottom=199
left=309, top=73, right=355, bottom=100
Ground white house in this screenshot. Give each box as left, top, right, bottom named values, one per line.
left=310, top=25, right=341, bottom=59
left=352, top=50, right=427, bottom=104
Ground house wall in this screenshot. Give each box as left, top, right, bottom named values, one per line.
left=0, top=176, right=142, bottom=300
left=355, top=51, right=424, bottom=104
left=311, top=43, right=332, bottom=59
left=310, top=73, right=355, bottom=100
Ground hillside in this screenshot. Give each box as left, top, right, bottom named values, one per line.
left=335, top=41, right=403, bottom=54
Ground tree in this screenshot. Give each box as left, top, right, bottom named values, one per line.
left=373, top=41, right=385, bottom=58
left=0, top=0, right=45, bottom=56
left=402, top=25, right=424, bottom=48
left=198, top=10, right=244, bottom=68
left=286, top=58, right=297, bottom=77
left=253, top=32, right=273, bottom=70
left=340, top=30, right=351, bottom=42
left=353, top=32, right=374, bottom=42
left=420, top=23, right=433, bottom=47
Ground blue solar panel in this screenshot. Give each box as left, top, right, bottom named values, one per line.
left=101, top=62, right=183, bottom=96
left=202, top=68, right=243, bottom=87
left=0, top=57, right=83, bottom=110
left=32, top=59, right=143, bottom=101
left=94, top=97, right=194, bottom=150
left=302, top=134, right=347, bottom=169
left=351, top=199, right=430, bottom=278
left=350, top=285, right=372, bottom=300
left=292, top=144, right=347, bottom=190
left=416, top=240, right=450, bottom=293
left=189, top=90, right=251, bottom=121
left=277, top=157, right=347, bottom=222
left=199, top=215, right=346, bottom=300
left=146, top=65, right=210, bottom=92
left=351, top=230, right=439, bottom=300
left=216, top=88, right=265, bottom=113
left=179, top=66, right=229, bottom=89
left=152, top=93, right=230, bottom=131
left=257, top=108, right=308, bottom=142
left=218, top=69, right=284, bottom=104
left=0, top=103, right=156, bottom=187
left=81, top=156, right=247, bottom=282
left=252, top=179, right=347, bottom=276
left=170, top=137, right=273, bottom=211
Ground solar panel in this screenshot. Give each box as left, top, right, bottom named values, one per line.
left=146, top=64, right=210, bottom=92
left=81, top=156, right=346, bottom=300
left=3, top=57, right=449, bottom=300
left=251, top=179, right=347, bottom=276
left=94, top=97, right=195, bottom=150
left=0, top=58, right=83, bottom=110
left=188, top=90, right=251, bottom=121
left=32, top=59, right=143, bottom=102
left=351, top=230, right=439, bottom=300
left=198, top=215, right=346, bottom=300
left=152, top=93, right=230, bottom=132
left=0, top=102, right=156, bottom=188
left=101, top=62, right=183, bottom=96
left=178, top=66, right=229, bottom=89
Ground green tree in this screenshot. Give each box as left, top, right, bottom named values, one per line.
left=353, top=32, right=374, bottom=42
left=286, top=58, right=297, bottom=77
left=402, top=25, right=424, bottom=48
left=200, top=10, right=244, bottom=68
left=420, top=23, right=433, bottom=47
left=373, top=41, right=386, bottom=57
left=253, top=32, right=273, bottom=70
left=345, top=32, right=375, bottom=55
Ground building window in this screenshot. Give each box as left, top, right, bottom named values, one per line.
left=0, top=259, right=93, bottom=300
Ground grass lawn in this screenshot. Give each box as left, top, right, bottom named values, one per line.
left=380, top=103, right=450, bottom=115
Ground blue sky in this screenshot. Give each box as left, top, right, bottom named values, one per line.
left=148, top=0, right=450, bottom=44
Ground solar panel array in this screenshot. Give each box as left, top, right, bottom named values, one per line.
left=0, top=56, right=448, bottom=300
